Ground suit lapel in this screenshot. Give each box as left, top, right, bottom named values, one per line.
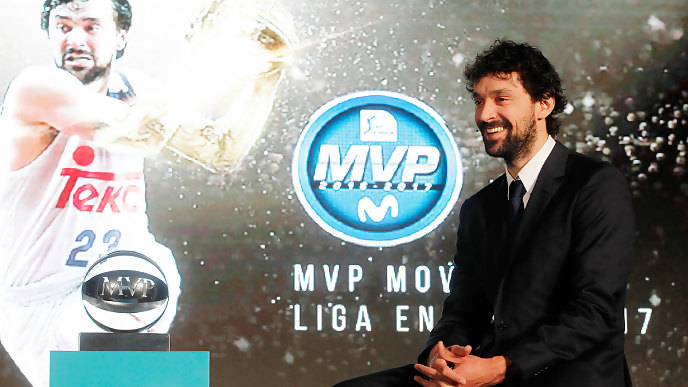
left=506, top=142, right=569, bottom=268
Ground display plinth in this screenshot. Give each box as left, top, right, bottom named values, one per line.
left=50, top=351, right=209, bottom=387
left=79, top=332, right=170, bottom=351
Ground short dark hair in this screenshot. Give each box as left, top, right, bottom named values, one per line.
left=40, top=0, right=132, bottom=58
left=464, top=39, right=568, bottom=137
left=41, top=0, right=132, bottom=31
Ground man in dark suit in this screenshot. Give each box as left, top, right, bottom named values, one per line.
left=334, top=39, right=634, bottom=387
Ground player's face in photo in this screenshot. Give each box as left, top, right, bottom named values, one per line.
left=473, top=73, right=539, bottom=163
left=47, top=0, right=127, bottom=85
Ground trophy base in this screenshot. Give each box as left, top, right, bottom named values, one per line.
left=79, top=333, right=170, bottom=351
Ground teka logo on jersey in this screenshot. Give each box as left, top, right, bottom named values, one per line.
left=56, top=145, right=144, bottom=213
left=292, top=91, right=462, bottom=247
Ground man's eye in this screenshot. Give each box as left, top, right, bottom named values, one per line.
left=473, top=100, right=483, bottom=106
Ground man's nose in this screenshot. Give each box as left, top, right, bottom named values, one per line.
left=477, top=100, right=497, bottom=124
left=64, top=28, right=89, bottom=49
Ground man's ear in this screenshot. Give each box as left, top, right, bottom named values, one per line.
left=115, top=29, right=128, bottom=52
left=537, top=95, right=555, bottom=120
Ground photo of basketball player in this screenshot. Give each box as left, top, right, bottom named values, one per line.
left=0, top=0, right=294, bottom=385
left=0, top=1, right=180, bottom=386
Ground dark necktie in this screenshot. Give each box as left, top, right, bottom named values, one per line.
left=507, top=179, right=526, bottom=227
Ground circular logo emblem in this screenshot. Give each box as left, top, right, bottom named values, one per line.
left=292, top=91, right=462, bottom=247
left=82, top=250, right=169, bottom=333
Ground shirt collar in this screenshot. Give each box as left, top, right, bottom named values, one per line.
left=506, top=136, right=556, bottom=205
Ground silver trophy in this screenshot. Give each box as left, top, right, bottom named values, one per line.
left=80, top=250, right=171, bottom=350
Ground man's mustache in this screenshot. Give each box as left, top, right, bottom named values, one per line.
left=63, top=48, right=94, bottom=59
left=478, top=120, right=511, bottom=132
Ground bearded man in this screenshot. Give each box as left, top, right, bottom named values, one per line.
left=335, top=39, right=634, bottom=387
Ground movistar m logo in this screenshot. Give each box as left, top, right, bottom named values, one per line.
left=358, top=195, right=398, bottom=223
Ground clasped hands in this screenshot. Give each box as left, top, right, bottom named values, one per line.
left=413, top=341, right=507, bottom=387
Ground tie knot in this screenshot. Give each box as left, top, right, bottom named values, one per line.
left=509, top=179, right=526, bottom=201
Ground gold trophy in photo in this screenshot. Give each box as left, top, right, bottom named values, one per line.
left=113, top=0, right=296, bottom=172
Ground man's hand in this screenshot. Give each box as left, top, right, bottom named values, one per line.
left=426, top=341, right=473, bottom=368
left=413, top=341, right=472, bottom=386
left=414, top=363, right=465, bottom=387
left=417, top=355, right=508, bottom=387
left=414, top=342, right=508, bottom=387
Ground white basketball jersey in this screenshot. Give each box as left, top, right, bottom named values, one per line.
left=0, top=133, right=180, bottom=387
left=0, top=133, right=163, bottom=285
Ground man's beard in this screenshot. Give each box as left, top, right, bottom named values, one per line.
left=62, top=63, right=109, bottom=85
left=480, top=110, right=537, bottom=166
left=60, top=50, right=110, bottom=85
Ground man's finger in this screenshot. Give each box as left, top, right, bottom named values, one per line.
left=434, top=359, right=465, bottom=383
left=438, top=343, right=470, bottom=364
left=449, top=344, right=472, bottom=357
left=414, top=363, right=439, bottom=379
left=428, top=352, right=439, bottom=367
left=415, top=363, right=451, bottom=383
left=414, top=375, right=457, bottom=387
left=413, top=375, right=435, bottom=387
left=416, top=361, right=464, bottom=385
left=438, top=341, right=457, bottom=361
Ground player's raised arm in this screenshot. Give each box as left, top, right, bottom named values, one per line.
left=3, top=65, right=130, bottom=138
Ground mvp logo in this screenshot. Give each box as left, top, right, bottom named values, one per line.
left=292, top=91, right=462, bottom=247
left=314, top=145, right=440, bottom=183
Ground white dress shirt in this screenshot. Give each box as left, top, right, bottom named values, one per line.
left=505, top=136, right=556, bottom=209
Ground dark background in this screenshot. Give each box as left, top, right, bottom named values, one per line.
left=1, top=0, right=687, bottom=385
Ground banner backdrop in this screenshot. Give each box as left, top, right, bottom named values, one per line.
left=1, top=0, right=687, bottom=385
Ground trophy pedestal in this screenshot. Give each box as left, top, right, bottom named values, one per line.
left=50, top=351, right=210, bottom=386
left=79, top=332, right=170, bottom=351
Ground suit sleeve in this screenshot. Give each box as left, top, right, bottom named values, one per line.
left=418, top=197, right=494, bottom=364
left=502, top=164, right=635, bottom=379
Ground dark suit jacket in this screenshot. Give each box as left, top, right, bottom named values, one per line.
left=420, top=142, right=634, bottom=386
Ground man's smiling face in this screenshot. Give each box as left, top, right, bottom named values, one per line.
left=472, top=72, right=540, bottom=165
